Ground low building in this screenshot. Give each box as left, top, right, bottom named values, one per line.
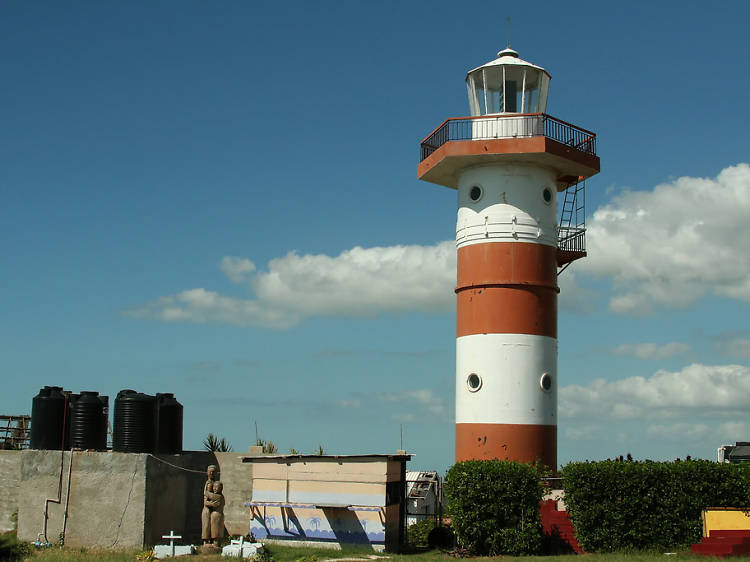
left=405, top=471, right=441, bottom=526
left=243, top=453, right=411, bottom=552
left=718, top=442, right=750, bottom=463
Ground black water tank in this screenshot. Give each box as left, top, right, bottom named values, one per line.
left=113, top=390, right=156, bottom=453
left=68, top=391, right=108, bottom=450
left=155, top=393, right=183, bottom=454
left=30, top=386, right=69, bottom=450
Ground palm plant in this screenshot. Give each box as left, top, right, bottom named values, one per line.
left=203, top=433, right=233, bottom=452
left=255, top=438, right=277, bottom=454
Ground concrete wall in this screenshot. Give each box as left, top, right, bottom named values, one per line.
left=0, top=450, right=22, bottom=532
left=10, top=450, right=253, bottom=549
left=144, top=452, right=213, bottom=546
left=17, top=450, right=148, bottom=548
left=214, top=451, right=253, bottom=537
left=143, top=451, right=253, bottom=543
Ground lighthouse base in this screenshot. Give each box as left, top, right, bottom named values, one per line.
left=455, top=423, right=556, bottom=470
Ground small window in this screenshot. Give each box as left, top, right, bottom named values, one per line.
left=467, top=373, right=482, bottom=392
left=469, top=185, right=483, bottom=202
left=542, top=187, right=553, bottom=204
left=540, top=373, right=552, bottom=392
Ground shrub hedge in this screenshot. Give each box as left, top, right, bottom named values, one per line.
left=562, top=459, right=750, bottom=552
left=444, top=460, right=543, bottom=555
left=407, top=518, right=435, bottom=547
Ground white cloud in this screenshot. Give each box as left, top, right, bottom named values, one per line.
left=611, top=342, right=690, bottom=360
left=126, top=242, right=455, bottom=328
left=124, top=288, right=298, bottom=329
left=564, top=425, right=600, bottom=440
left=376, top=389, right=448, bottom=418
left=127, top=239, right=599, bottom=328
left=557, top=271, right=598, bottom=314
left=715, top=335, right=750, bottom=359
left=220, top=256, right=256, bottom=283
left=581, top=163, right=750, bottom=314
left=392, top=413, right=417, bottom=423
left=561, top=363, right=750, bottom=420
left=337, top=388, right=448, bottom=421
left=647, top=423, right=710, bottom=439
left=718, top=421, right=748, bottom=440
left=252, top=243, right=456, bottom=317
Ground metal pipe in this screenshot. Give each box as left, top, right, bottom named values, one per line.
left=41, top=392, right=68, bottom=544
left=61, top=450, right=75, bottom=544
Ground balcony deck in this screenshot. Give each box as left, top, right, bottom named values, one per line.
left=417, top=114, right=599, bottom=190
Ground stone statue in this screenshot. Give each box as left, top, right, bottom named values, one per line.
left=201, top=465, right=225, bottom=547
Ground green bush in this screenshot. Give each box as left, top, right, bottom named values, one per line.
left=407, top=518, right=436, bottom=547
left=444, top=460, right=543, bottom=555
left=562, top=459, right=750, bottom=552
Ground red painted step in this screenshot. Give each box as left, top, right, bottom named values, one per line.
left=692, top=531, right=750, bottom=557
left=539, top=499, right=583, bottom=554
left=711, top=530, right=750, bottom=538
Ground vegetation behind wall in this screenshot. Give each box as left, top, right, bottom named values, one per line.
left=444, top=460, right=543, bottom=555
left=562, top=459, right=750, bottom=552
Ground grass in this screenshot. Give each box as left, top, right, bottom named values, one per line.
left=17, top=543, right=750, bottom=561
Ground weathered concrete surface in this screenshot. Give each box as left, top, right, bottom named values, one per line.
left=145, top=451, right=214, bottom=545
left=17, top=450, right=148, bottom=548
left=214, top=451, right=253, bottom=537
left=144, top=451, right=252, bottom=543
left=0, top=450, right=21, bottom=532
left=11, top=449, right=253, bottom=549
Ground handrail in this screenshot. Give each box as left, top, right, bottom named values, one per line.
left=419, top=114, right=597, bottom=161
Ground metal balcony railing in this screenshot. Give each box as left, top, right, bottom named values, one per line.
left=557, top=226, right=586, bottom=253
left=419, top=113, right=597, bottom=161
left=557, top=177, right=587, bottom=269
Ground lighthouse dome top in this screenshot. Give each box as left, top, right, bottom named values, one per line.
left=466, top=47, right=551, bottom=116
left=496, top=47, right=519, bottom=58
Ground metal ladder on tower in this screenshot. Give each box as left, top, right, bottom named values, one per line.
left=556, top=178, right=586, bottom=272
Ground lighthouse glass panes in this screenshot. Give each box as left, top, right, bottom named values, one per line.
left=467, top=65, right=549, bottom=115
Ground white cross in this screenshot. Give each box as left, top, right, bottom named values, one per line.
left=162, top=530, right=182, bottom=557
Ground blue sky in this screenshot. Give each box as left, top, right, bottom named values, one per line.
left=3, top=1, right=750, bottom=473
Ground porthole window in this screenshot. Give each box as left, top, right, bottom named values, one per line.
left=540, top=372, right=553, bottom=392
left=469, top=185, right=483, bottom=202
left=542, top=187, right=553, bottom=205
left=466, top=373, right=482, bottom=392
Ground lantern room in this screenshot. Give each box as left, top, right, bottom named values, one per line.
left=466, top=47, right=550, bottom=115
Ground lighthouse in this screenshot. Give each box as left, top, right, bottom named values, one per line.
left=417, top=47, right=600, bottom=469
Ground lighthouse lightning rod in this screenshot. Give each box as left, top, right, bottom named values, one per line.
left=506, top=16, right=511, bottom=48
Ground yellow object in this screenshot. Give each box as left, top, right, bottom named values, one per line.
left=702, top=508, right=750, bottom=537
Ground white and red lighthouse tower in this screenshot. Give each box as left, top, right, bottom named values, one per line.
left=418, top=47, right=600, bottom=469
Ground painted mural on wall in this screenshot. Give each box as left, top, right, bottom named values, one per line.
left=247, top=503, right=385, bottom=546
